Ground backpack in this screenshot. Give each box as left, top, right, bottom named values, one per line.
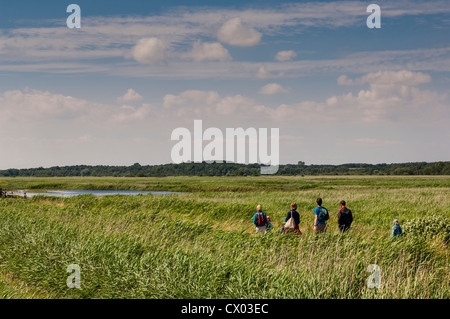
left=317, top=207, right=329, bottom=223
left=338, top=207, right=352, bottom=225
left=255, top=212, right=266, bottom=226
left=393, top=225, right=402, bottom=236
left=284, top=211, right=297, bottom=231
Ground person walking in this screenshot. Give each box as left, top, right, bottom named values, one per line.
left=253, top=204, right=269, bottom=233
left=284, top=202, right=302, bottom=235
left=391, top=219, right=403, bottom=237
left=314, top=198, right=329, bottom=234
left=337, top=200, right=353, bottom=233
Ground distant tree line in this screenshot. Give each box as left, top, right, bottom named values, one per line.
left=0, top=161, right=449, bottom=177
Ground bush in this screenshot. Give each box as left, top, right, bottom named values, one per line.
left=403, top=215, right=450, bottom=244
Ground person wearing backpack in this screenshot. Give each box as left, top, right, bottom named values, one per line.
left=391, top=219, right=403, bottom=237
left=337, top=200, right=353, bottom=233
left=284, top=202, right=302, bottom=235
left=253, top=204, right=269, bottom=233
left=314, top=197, right=329, bottom=234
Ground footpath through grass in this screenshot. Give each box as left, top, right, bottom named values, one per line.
left=0, top=176, right=448, bottom=298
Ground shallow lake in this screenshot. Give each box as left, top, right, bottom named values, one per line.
left=17, top=190, right=183, bottom=198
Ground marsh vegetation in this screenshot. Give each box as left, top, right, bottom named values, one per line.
left=0, top=176, right=448, bottom=298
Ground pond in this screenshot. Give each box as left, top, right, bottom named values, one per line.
left=15, top=190, right=183, bottom=198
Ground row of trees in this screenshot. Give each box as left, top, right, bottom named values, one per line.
left=1, top=161, right=449, bottom=177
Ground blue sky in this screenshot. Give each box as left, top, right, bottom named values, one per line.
left=0, top=0, right=449, bottom=169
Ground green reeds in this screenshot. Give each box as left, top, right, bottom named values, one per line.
left=0, top=176, right=448, bottom=298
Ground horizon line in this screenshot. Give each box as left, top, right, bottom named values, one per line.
left=1, top=160, right=448, bottom=171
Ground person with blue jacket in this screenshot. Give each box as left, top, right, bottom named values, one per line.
left=314, top=197, right=329, bottom=234
left=391, top=219, right=403, bottom=237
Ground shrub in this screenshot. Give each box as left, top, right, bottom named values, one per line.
left=403, top=215, right=450, bottom=244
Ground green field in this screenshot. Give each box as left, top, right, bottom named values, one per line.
left=0, top=176, right=449, bottom=298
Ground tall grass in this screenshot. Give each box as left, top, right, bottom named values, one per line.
left=0, top=176, right=448, bottom=298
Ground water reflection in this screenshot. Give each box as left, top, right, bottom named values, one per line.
left=18, top=190, right=183, bottom=197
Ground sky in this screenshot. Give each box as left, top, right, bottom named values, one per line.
left=0, top=0, right=449, bottom=169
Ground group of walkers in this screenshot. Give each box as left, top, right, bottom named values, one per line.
left=253, top=197, right=403, bottom=237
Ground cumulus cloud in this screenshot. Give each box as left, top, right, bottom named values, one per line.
left=251, top=70, right=447, bottom=127
left=215, top=94, right=255, bottom=116
left=117, top=89, right=143, bottom=104
left=258, top=83, right=288, bottom=95
left=0, top=89, right=106, bottom=123
left=1, top=75, right=448, bottom=169
left=337, top=75, right=354, bottom=85
left=217, top=17, right=262, bottom=46
left=162, top=90, right=258, bottom=120
left=0, top=88, right=154, bottom=127
left=2, top=70, right=441, bottom=131
left=331, top=70, right=440, bottom=122
left=110, top=104, right=154, bottom=123
left=131, top=37, right=167, bottom=64
left=159, top=70, right=444, bottom=127
left=331, top=70, right=441, bottom=123
left=183, top=41, right=231, bottom=62
left=275, top=50, right=297, bottom=61
left=0, top=88, right=167, bottom=168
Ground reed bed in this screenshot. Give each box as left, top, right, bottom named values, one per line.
left=0, top=176, right=448, bottom=298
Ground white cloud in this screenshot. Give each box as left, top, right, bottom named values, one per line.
left=339, top=70, right=432, bottom=86
left=131, top=37, right=167, bottom=64
left=217, top=17, right=262, bottom=46
left=360, top=70, right=432, bottom=86
left=117, top=89, right=143, bottom=103
left=2, top=69, right=443, bottom=132
left=183, top=41, right=231, bottom=62
left=258, top=83, right=288, bottom=95
left=257, top=65, right=270, bottom=79
left=332, top=71, right=440, bottom=123
left=156, top=70, right=446, bottom=127
left=252, top=70, right=448, bottom=127
left=330, top=70, right=442, bottom=123
left=163, top=90, right=220, bottom=109
left=0, top=18, right=449, bottom=80
left=337, top=75, right=354, bottom=85
left=0, top=88, right=169, bottom=169
left=162, top=90, right=258, bottom=120
left=0, top=89, right=154, bottom=128
left=1, top=76, right=448, bottom=169
left=215, top=95, right=255, bottom=116
left=114, top=46, right=450, bottom=79
left=110, top=104, right=154, bottom=123
left=275, top=50, right=297, bottom=61
left=0, top=2, right=449, bottom=76
left=0, top=89, right=106, bottom=123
